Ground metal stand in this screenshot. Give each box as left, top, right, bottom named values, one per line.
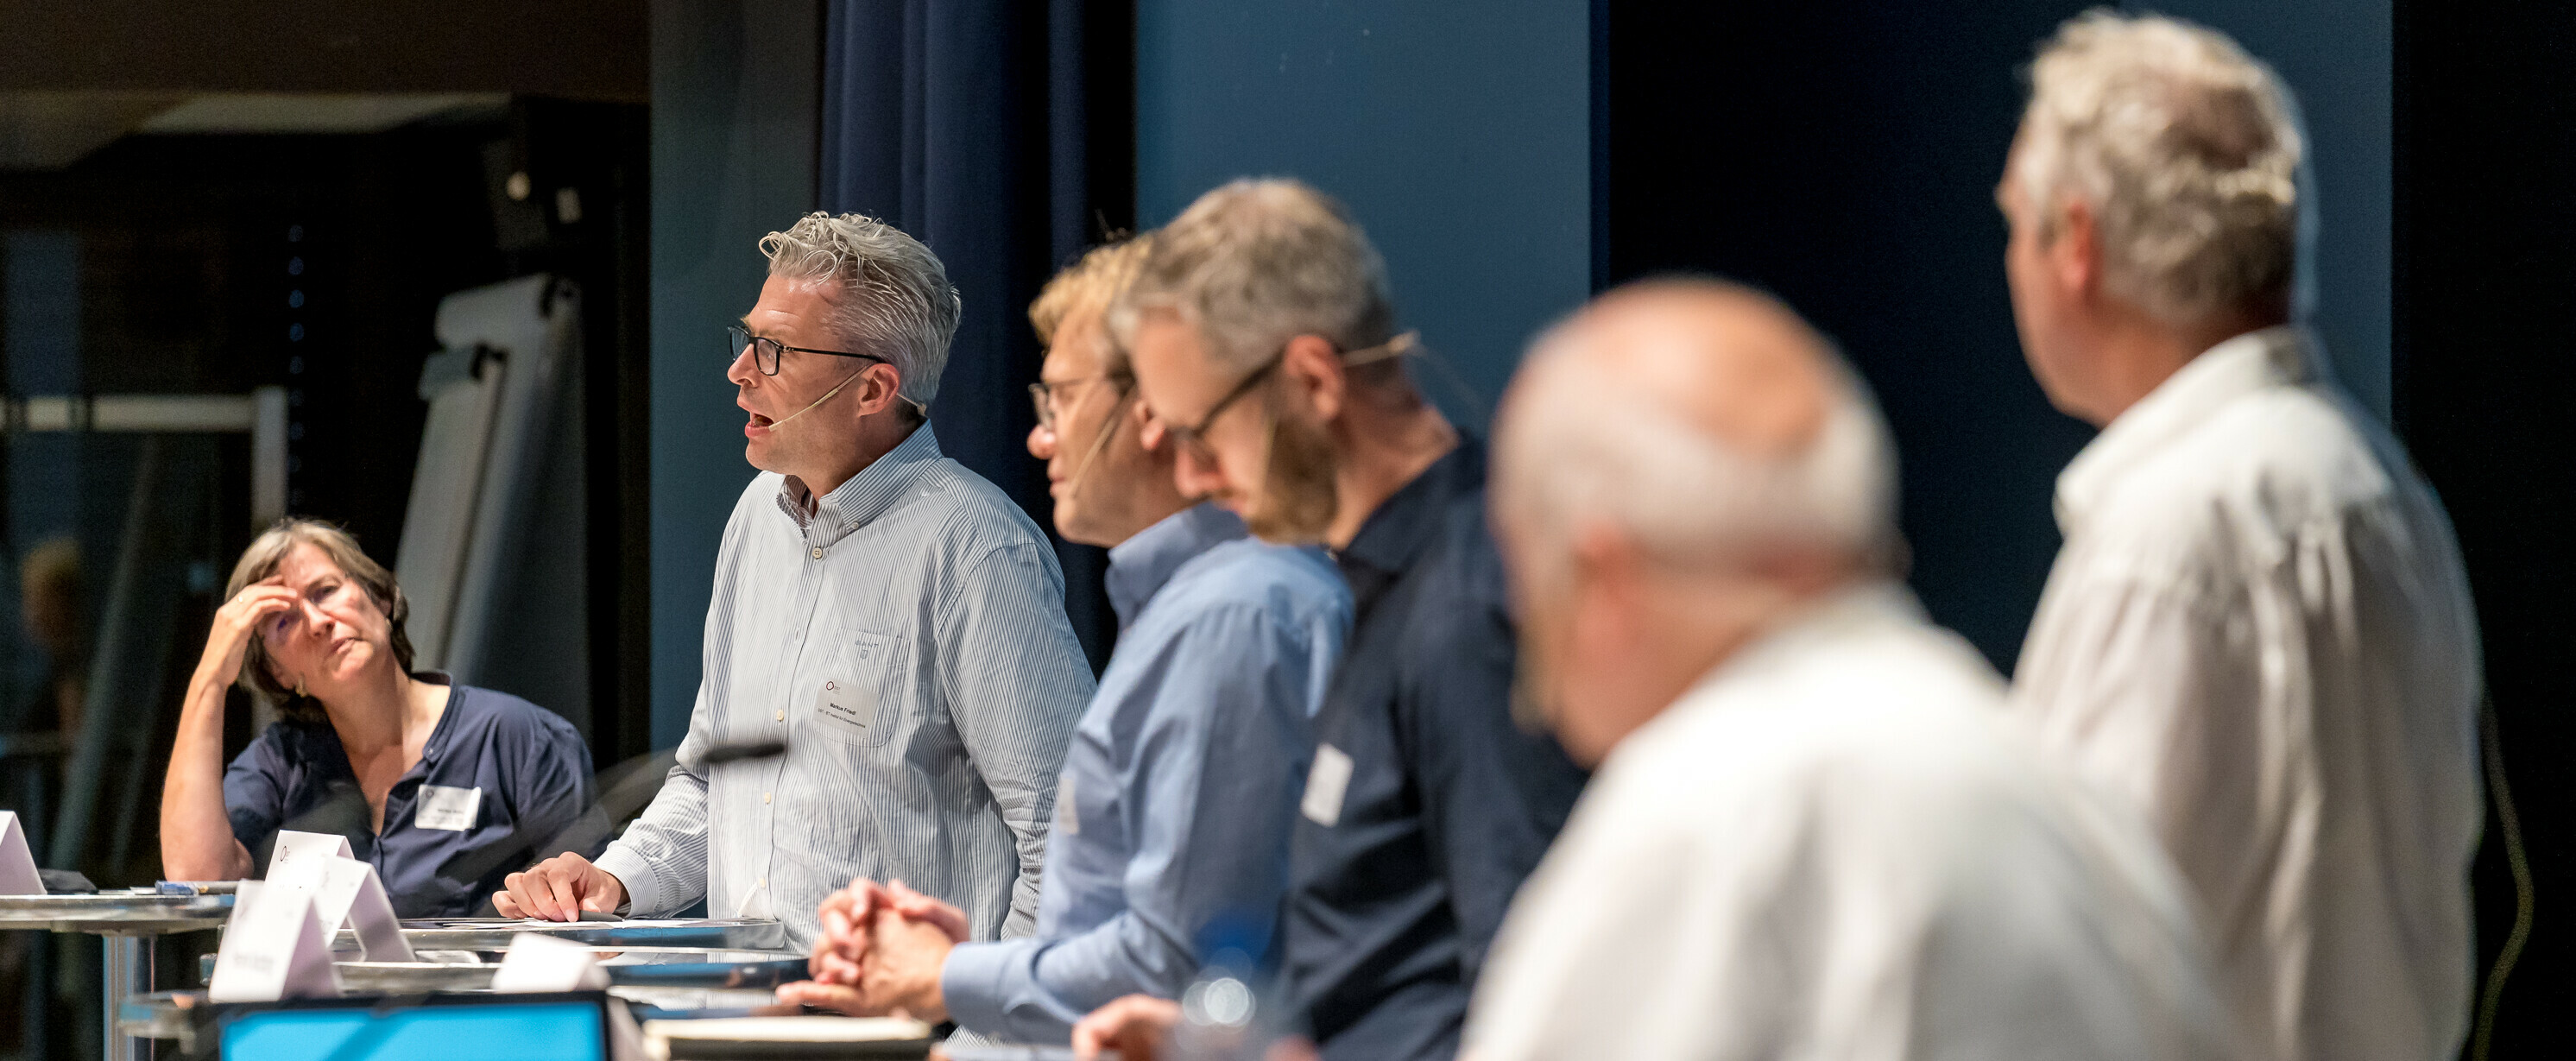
left=98, top=933, right=151, bottom=1061
left=0, top=894, right=227, bottom=1061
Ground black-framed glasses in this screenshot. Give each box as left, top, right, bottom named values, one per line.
left=1159, top=331, right=1419, bottom=466
left=1160, top=357, right=1282, bottom=466
left=728, top=324, right=894, bottom=376
left=1027, top=375, right=1130, bottom=433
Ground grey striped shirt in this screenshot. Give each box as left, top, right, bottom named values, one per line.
left=597, top=424, right=1095, bottom=948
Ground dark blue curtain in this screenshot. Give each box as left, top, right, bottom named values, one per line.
left=819, top=0, right=1133, bottom=669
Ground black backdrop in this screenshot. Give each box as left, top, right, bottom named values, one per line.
left=2396, top=0, right=2576, bottom=1053
left=1597, top=0, right=2093, bottom=677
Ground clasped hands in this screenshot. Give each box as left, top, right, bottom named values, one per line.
left=776, top=877, right=965, bottom=1024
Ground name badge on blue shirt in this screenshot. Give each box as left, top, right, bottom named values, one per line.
left=415, top=785, right=482, bottom=832
left=1302, top=744, right=1354, bottom=827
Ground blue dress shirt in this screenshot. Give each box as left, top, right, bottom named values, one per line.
left=1277, top=441, right=1592, bottom=1061
left=223, top=677, right=595, bottom=917
left=938, top=503, right=1351, bottom=1043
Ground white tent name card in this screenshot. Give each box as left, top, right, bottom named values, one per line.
left=264, top=838, right=415, bottom=963
left=313, top=857, right=414, bottom=962
left=268, top=829, right=354, bottom=881
left=258, top=836, right=338, bottom=930
left=0, top=812, right=42, bottom=895
left=208, top=881, right=340, bottom=1002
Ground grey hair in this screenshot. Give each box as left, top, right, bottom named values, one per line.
left=1108, top=179, right=1398, bottom=376
left=227, top=518, right=414, bottom=725
left=1494, top=306, right=1900, bottom=578
left=2013, top=11, right=2305, bottom=325
left=760, top=212, right=963, bottom=407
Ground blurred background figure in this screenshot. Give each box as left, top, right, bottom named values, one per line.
left=0, top=536, right=91, bottom=813
left=17, top=538, right=85, bottom=748
left=0, top=538, right=79, bottom=1055
left=1997, top=16, right=2483, bottom=1061
left=1465, top=278, right=2237, bottom=1061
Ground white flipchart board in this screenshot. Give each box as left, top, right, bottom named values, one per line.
left=395, top=275, right=578, bottom=682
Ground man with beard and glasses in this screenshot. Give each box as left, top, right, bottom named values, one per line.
left=779, top=236, right=1351, bottom=1046
left=1081, top=180, right=1589, bottom=1061
left=496, top=213, right=1095, bottom=953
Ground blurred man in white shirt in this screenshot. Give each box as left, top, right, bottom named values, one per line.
left=1462, top=278, right=2236, bottom=1061
left=1997, top=15, right=2483, bottom=1061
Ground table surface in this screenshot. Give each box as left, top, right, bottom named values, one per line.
left=0, top=891, right=232, bottom=933
left=344, top=916, right=790, bottom=951
left=186, top=954, right=815, bottom=994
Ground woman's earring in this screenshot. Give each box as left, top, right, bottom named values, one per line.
left=294, top=678, right=306, bottom=698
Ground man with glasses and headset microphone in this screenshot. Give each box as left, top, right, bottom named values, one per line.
left=498, top=213, right=1095, bottom=956
left=780, top=234, right=1352, bottom=1046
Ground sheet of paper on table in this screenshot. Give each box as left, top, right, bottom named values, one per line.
left=940, top=1047, right=1090, bottom=1061
left=642, top=1015, right=933, bottom=1043
left=414, top=917, right=729, bottom=930
left=490, top=932, right=609, bottom=992
left=0, top=812, right=42, bottom=895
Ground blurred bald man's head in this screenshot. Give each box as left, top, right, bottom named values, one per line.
left=1491, top=278, right=1899, bottom=764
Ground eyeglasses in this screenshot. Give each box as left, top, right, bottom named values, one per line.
left=728, top=324, right=896, bottom=376
left=1160, top=357, right=1281, bottom=468
left=1159, top=332, right=1419, bottom=467
left=1027, top=376, right=1129, bottom=433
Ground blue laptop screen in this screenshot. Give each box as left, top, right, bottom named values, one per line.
left=220, top=1001, right=605, bottom=1061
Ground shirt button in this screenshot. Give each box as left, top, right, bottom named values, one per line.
left=757, top=876, right=767, bottom=888
left=774, top=710, right=785, bottom=722
left=764, top=792, right=773, bottom=804
left=810, top=546, right=823, bottom=559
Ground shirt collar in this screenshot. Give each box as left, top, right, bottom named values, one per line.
left=2054, top=325, right=2319, bottom=537
left=1104, top=502, right=1249, bottom=628
left=408, top=672, right=461, bottom=772
left=1682, top=580, right=1926, bottom=704
left=1337, top=438, right=1485, bottom=578
left=775, top=421, right=943, bottom=540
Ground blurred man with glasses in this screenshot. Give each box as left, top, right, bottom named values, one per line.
left=498, top=212, right=1095, bottom=954
left=780, top=234, right=1352, bottom=1046
left=1079, top=180, right=1589, bottom=1061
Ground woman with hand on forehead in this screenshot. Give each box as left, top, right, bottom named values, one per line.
left=158, top=519, right=594, bottom=917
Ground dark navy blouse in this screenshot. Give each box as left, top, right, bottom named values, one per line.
left=221, top=677, right=595, bottom=917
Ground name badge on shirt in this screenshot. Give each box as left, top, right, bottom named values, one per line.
left=1055, top=770, right=1080, bottom=836
left=815, top=677, right=875, bottom=731
left=1301, top=744, right=1354, bottom=828
left=414, top=785, right=483, bottom=832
